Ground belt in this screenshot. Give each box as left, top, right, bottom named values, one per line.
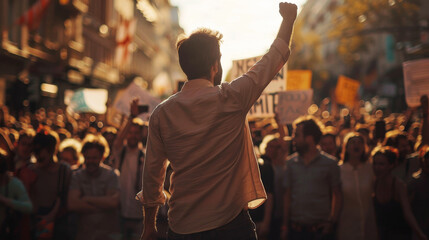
left=290, top=222, right=320, bottom=233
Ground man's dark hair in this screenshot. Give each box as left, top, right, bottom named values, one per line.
left=176, top=28, right=223, bottom=80
left=293, top=116, right=323, bottom=144
left=81, top=134, right=110, bottom=159
left=33, top=129, right=59, bottom=155
left=371, top=146, right=399, bottom=165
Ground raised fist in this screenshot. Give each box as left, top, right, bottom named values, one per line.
left=279, top=2, right=297, bottom=21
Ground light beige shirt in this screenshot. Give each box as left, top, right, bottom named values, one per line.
left=139, top=38, right=290, bottom=234
left=338, top=161, right=377, bottom=240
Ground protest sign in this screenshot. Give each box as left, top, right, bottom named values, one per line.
left=108, top=81, right=161, bottom=126
left=335, top=75, right=360, bottom=107
left=231, top=55, right=286, bottom=93
left=231, top=55, right=287, bottom=118
left=403, top=58, right=429, bottom=107
left=65, top=88, right=108, bottom=114
left=277, top=89, right=314, bottom=124
left=286, top=70, right=312, bottom=90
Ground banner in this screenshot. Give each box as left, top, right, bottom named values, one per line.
left=286, top=70, right=312, bottom=90
left=335, top=75, right=360, bottom=107
left=65, top=88, right=108, bottom=114
left=403, top=58, right=429, bottom=107
left=277, top=89, right=314, bottom=124
left=231, top=55, right=286, bottom=93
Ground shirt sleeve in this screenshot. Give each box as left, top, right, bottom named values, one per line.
left=329, top=161, right=341, bottom=188
left=139, top=110, right=168, bottom=207
left=10, top=178, right=33, bottom=214
left=224, top=38, right=290, bottom=113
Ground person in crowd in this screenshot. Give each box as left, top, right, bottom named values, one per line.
left=258, top=133, right=288, bottom=240
left=384, top=130, right=420, bottom=182
left=320, top=126, right=340, bottom=159
left=13, top=129, right=37, bottom=240
left=0, top=149, right=33, bottom=239
left=58, top=138, right=82, bottom=171
left=250, top=136, right=276, bottom=240
left=113, top=99, right=145, bottom=240
left=372, top=146, right=427, bottom=240
left=337, top=132, right=377, bottom=240
left=282, top=115, right=342, bottom=240
left=408, top=145, right=429, bottom=239
left=138, top=3, right=297, bottom=240
left=13, top=129, right=35, bottom=172
left=101, top=126, right=118, bottom=167
left=68, top=134, right=120, bottom=240
left=31, top=129, right=72, bottom=240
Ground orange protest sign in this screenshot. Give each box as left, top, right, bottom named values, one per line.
left=335, top=75, right=360, bottom=107
left=286, top=70, right=312, bottom=90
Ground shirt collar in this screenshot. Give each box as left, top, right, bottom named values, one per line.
left=182, top=78, right=214, bottom=91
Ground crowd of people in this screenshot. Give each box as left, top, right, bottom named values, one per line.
left=0, top=94, right=428, bottom=240
left=247, top=96, right=429, bottom=240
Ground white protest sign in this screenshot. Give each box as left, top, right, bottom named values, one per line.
left=231, top=55, right=287, bottom=118
left=248, top=92, right=279, bottom=118
left=231, top=55, right=286, bottom=93
left=403, top=58, right=429, bottom=107
left=277, top=89, right=314, bottom=124
left=112, top=81, right=161, bottom=122
left=66, top=88, right=108, bottom=114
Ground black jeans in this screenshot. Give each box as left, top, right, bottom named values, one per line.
left=167, top=210, right=257, bottom=240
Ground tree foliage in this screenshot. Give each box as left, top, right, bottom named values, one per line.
left=330, top=0, right=421, bottom=64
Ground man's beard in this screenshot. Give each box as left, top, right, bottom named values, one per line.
left=295, top=143, right=309, bottom=155
left=214, top=62, right=223, bottom=86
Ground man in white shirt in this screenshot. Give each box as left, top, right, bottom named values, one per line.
left=138, top=3, right=297, bottom=240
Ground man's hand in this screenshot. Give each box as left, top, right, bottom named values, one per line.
left=130, top=98, right=140, bottom=118
left=279, top=2, right=297, bottom=21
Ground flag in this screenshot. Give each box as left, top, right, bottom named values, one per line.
left=115, top=17, right=136, bottom=67
left=16, top=0, right=51, bottom=31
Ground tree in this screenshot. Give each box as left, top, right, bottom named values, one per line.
left=330, top=0, right=421, bottom=64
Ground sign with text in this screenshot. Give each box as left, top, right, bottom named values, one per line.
left=403, top=58, right=429, bottom=107
left=335, top=75, right=360, bottom=107
left=277, top=89, right=314, bottom=124
left=231, top=55, right=286, bottom=93
left=286, top=70, right=312, bottom=90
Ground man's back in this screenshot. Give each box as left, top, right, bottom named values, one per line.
left=148, top=78, right=264, bottom=233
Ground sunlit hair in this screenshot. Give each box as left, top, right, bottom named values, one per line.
left=259, top=133, right=280, bottom=155
left=18, top=128, right=36, bottom=142
left=101, top=126, right=118, bottom=136
left=130, top=118, right=146, bottom=131
left=383, top=130, right=408, bottom=147
left=81, top=134, right=110, bottom=159
left=371, top=145, right=399, bottom=165
left=176, top=28, right=223, bottom=80
left=293, top=115, right=323, bottom=144
left=59, top=138, right=83, bottom=165
left=341, top=132, right=367, bottom=164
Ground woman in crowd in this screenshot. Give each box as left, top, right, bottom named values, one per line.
left=372, top=146, right=427, bottom=240
left=0, top=149, right=33, bottom=239
left=337, top=132, right=377, bottom=240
